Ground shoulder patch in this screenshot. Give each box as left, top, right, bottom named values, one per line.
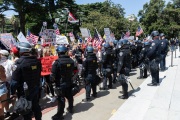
left=152, top=43, right=155, bottom=46
left=119, top=52, right=123, bottom=56
left=12, top=65, right=17, bottom=71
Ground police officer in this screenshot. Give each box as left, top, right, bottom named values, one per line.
left=51, top=45, right=74, bottom=120
left=10, top=42, right=42, bottom=120
left=112, top=40, right=118, bottom=83
left=147, top=31, right=161, bottom=86
left=137, top=42, right=151, bottom=79
left=117, top=39, right=131, bottom=99
left=130, top=41, right=137, bottom=68
left=100, top=43, right=115, bottom=90
left=159, top=33, right=169, bottom=71
left=82, top=46, right=98, bottom=102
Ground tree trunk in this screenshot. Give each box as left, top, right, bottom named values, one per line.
left=19, top=11, right=26, bottom=35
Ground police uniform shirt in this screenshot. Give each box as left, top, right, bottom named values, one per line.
left=147, top=39, right=161, bottom=60
left=11, top=56, right=41, bottom=95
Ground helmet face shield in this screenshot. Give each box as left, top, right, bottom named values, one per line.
left=17, top=42, right=32, bottom=53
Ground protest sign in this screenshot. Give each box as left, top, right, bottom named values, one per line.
left=56, top=35, right=69, bottom=45
left=41, top=56, right=58, bottom=76
left=41, top=29, right=56, bottom=44
left=80, top=28, right=89, bottom=38
left=17, top=32, right=29, bottom=43
left=104, top=28, right=111, bottom=42
left=0, top=33, right=14, bottom=49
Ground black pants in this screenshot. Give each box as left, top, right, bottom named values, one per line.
left=85, top=74, right=97, bottom=99
left=43, top=75, right=55, bottom=96
left=160, top=54, right=166, bottom=70
left=150, top=60, right=159, bottom=84
left=139, top=68, right=147, bottom=78
left=23, top=94, right=42, bottom=120
left=56, top=87, right=73, bottom=116
left=102, top=68, right=112, bottom=88
left=121, top=82, right=128, bottom=96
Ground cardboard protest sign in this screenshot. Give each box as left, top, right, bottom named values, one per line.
left=80, top=28, right=89, bottom=38
left=56, top=35, right=69, bottom=45
left=41, top=29, right=56, bottom=44
left=104, top=28, right=111, bottom=42
left=17, top=32, right=29, bottom=43
left=0, top=33, right=14, bottom=49
left=41, top=56, right=58, bottom=76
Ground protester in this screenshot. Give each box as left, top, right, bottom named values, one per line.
left=0, top=65, right=7, bottom=120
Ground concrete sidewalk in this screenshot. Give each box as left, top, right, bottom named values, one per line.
left=110, top=50, right=180, bottom=120
left=41, top=63, right=146, bottom=119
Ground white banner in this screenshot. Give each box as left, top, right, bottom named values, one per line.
left=104, top=28, right=111, bottom=42
left=56, top=35, right=69, bottom=45
left=80, top=28, right=89, bottom=38
left=17, top=32, right=29, bottom=43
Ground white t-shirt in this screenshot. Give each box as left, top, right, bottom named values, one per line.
left=0, top=58, right=14, bottom=82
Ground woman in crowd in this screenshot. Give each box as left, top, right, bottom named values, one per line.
left=41, top=44, right=56, bottom=102
left=0, top=65, right=7, bottom=120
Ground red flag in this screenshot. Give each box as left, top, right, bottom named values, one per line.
left=68, top=12, right=79, bottom=24
left=136, top=26, right=143, bottom=36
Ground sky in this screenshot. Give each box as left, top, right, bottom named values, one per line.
left=3, top=0, right=171, bottom=18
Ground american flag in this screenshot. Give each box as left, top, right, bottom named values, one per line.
left=86, top=36, right=92, bottom=43
left=136, top=26, right=143, bottom=36
left=26, top=30, right=39, bottom=45
left=55, top=28, right=60, bottom=35
left=123, top=29, right=130, bottom=39
left=93, top=30, right=103, bottom=47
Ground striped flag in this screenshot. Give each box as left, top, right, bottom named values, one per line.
left=86, top=36, right=92, bottom=43
left=123, top=29, right=130, bottom=39
left=55, top=28, right=60, bottom=35
left=136, top=26, right=143, bottom=36
left=93, top=29, right=103, bottom=47
left=26, top=30, right=39, bottom=45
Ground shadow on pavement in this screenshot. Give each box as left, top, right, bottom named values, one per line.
left=73, top=102, right=94, bottom=113
left=96, top=90, right=110, bottom=99
left=118, top=87, right=141, bottom=99
left=159, top=76, right=166, bottom=83
left=129, top=72, right=137, bottom=76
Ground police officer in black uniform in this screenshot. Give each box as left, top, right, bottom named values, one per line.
left=82, top=46, right=98, bottom=102
left=130, top=41, right=137, bottom=68
left=159, top=33, right=169, bottom=71
left=112, top=40, right=118, bottom=83
left=10, top=42, right=42, bottom=120
left=117, top=39, right=131, bottom=99
left=147, top=31, right=161, bottom=86
left=100, top=43, right=115, bottom=90
left=51, top=45, right=74, bottom=120
left=137, top=41, right=151, bottom=79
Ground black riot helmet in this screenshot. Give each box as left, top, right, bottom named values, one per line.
left=56, top=45, right=68, bottom=55
left=121, top=39, right=129, bottom=45
left=160, top=33, right=165, bottom=37
left=17, top=42, right=32, bottom=54
left=151, top=31, right=159, bottom=37
left=86, top=46, right=94, bottom=53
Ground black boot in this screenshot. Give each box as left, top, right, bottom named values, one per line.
left=52, top=114, right=64, bottom=120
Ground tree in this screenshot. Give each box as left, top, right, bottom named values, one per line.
left=138, top=0, right=166, bottom=35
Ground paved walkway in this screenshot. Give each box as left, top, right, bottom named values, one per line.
left=39, top=50, right=180, bottom=120
left=110, top=50, right=180, bottom=120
